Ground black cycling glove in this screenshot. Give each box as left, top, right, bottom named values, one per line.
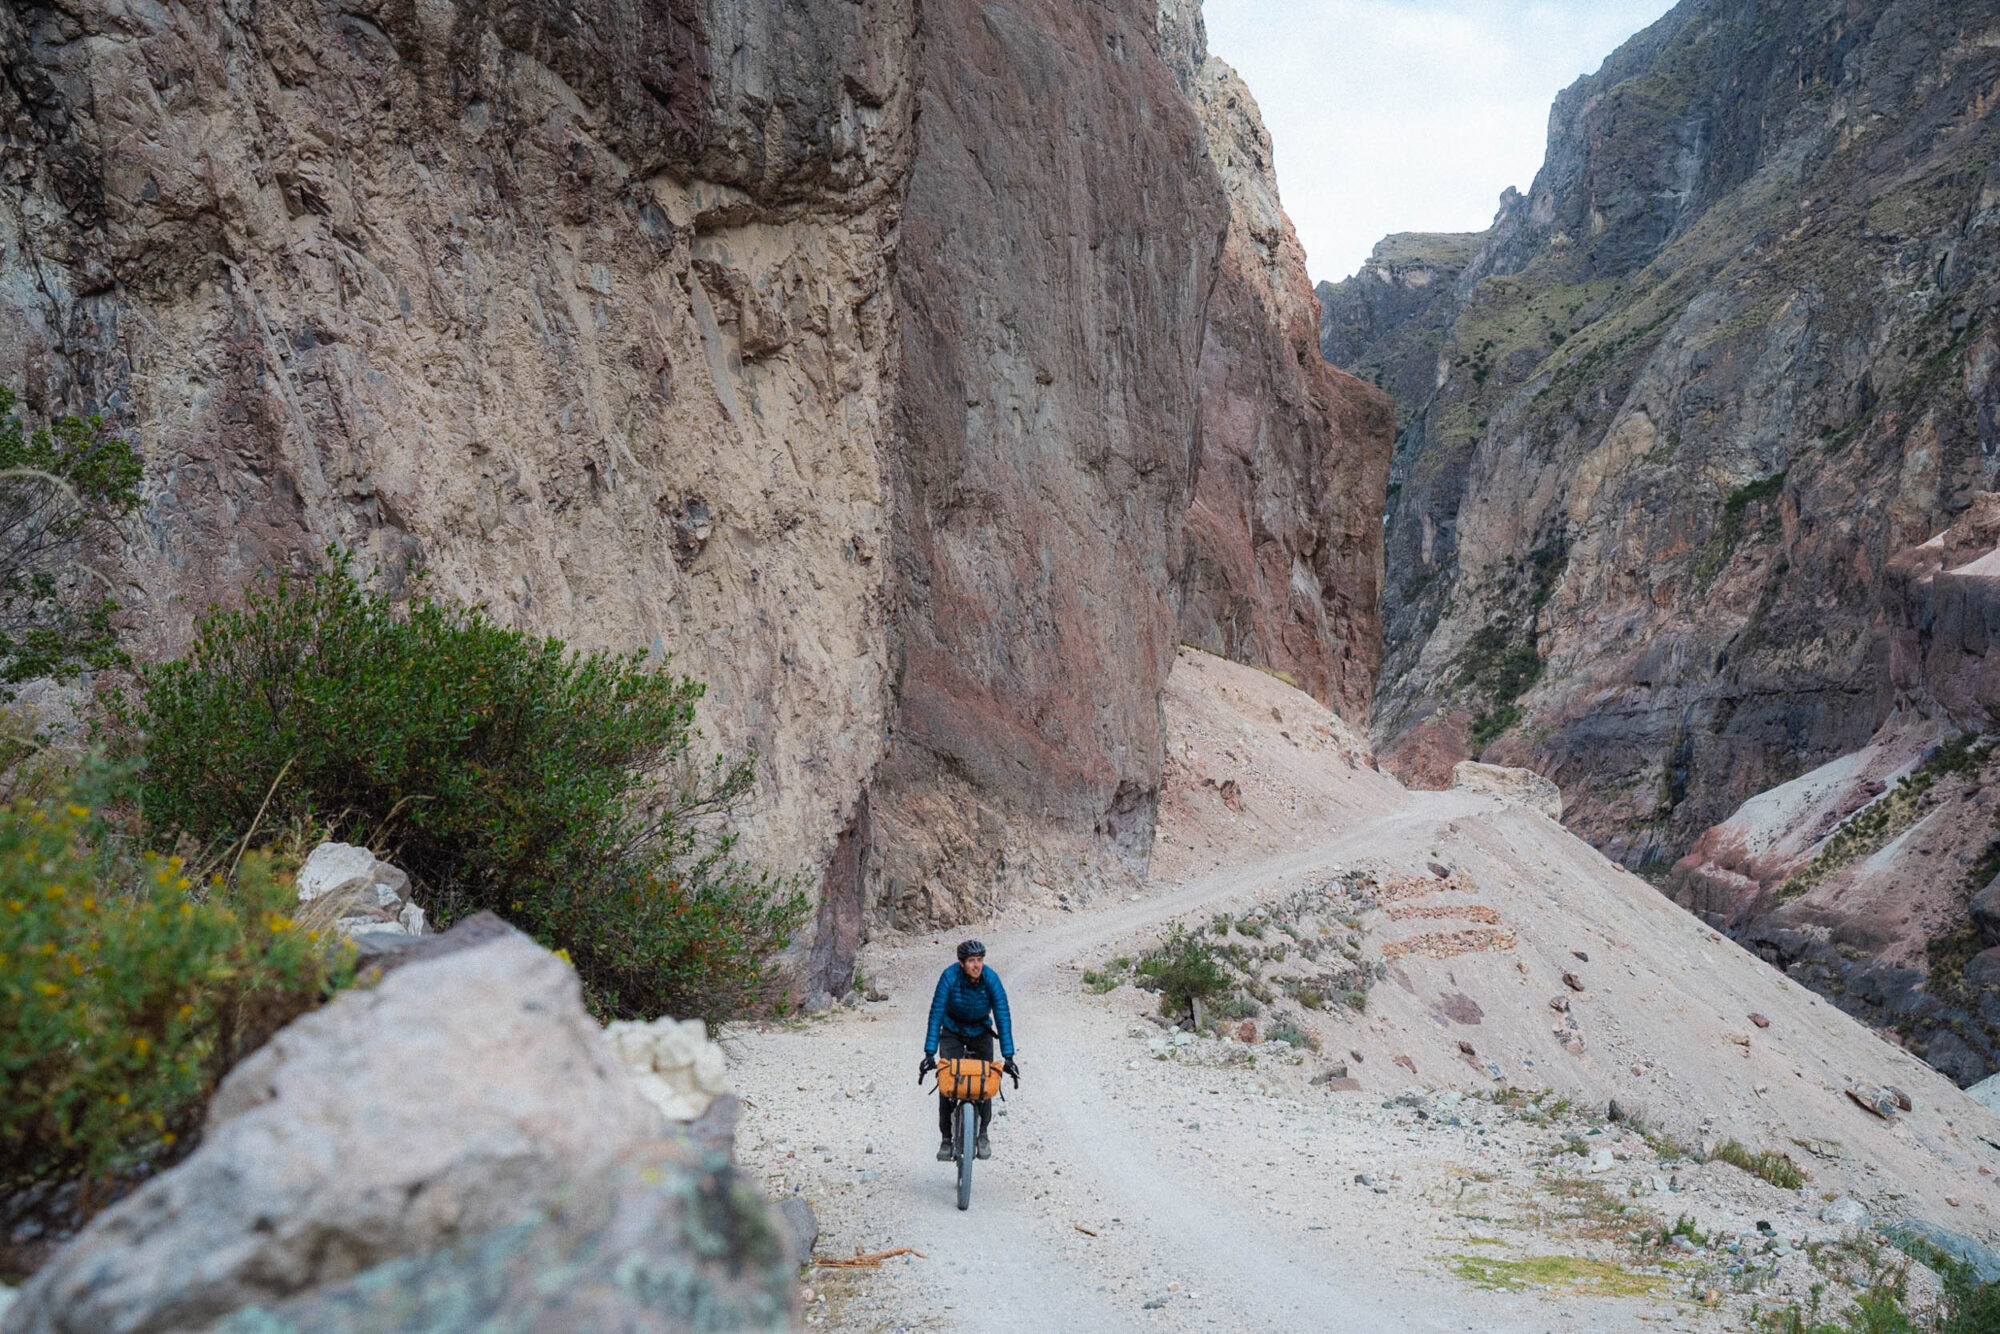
left=1003, top=1056, right=1021, bottom=1087
left=918, top=1053, right=936, bottom=1084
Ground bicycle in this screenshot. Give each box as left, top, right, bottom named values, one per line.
left=925, top=1056, right=1015, bottom=1210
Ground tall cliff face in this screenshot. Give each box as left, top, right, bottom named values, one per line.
left=867, top=0, right=1226, bottom=927
left=866, top=0, right=1391, bottom=928
left=1177, top=48, right=1393, bottom=723
left=0, top=1, right=1387, bottom=983
left=0, top=0, right=915, bottom=956
left=1322, top=0, right=2000, bottom=869
left=0, top=1, right=919, bottom=1003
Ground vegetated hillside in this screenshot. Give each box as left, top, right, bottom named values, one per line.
left=0, top=0, right=1388, bottom=995
left=1317, top=0, right=2000, bottom=873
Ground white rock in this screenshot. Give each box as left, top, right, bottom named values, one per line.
left=336, top=915, right=409, bottom=937
left=1588, top=1148, right=1615, bottom=1173
left=297, top=842, right=424, bottom=939
left=1449, top=761, right=1563, bottom=821
left=1820, top=1196, right=1871, bottom=1228
left=602, top=1016, right=730, bottom=1125
left=294, top=842, right=382, bottom=904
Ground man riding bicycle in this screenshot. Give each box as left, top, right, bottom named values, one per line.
left=919, top=939, right=1019, bottom=1161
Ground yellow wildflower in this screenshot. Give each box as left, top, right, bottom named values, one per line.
left=66, top=803, right=88, bottom=818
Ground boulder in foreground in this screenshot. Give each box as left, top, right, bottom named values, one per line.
left=3, top=921, right=793, bottom=1334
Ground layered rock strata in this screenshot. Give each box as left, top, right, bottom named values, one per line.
left=1320, top=0, right=2000, bottom=868
left=0, top=2, right=1388, bottom=977
left=1667, top=499, right=2000, bottom=1086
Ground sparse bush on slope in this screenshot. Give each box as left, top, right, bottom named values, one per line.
left=0, top=386, right=143, bottom=689
left=123, top=556, right=807, bottom=1022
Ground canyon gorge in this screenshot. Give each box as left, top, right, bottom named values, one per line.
left=1321, top=0, right=2000, bottom=1085
left=8, top=1, right=2000, bottom=1328
left=6, top=0, right=2000, bottom=1095
left=0, top=0, right=1388, bottom=1002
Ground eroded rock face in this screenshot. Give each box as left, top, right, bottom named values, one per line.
left=0, top=0, right=911, bottom=944
left=1178, top=50, right=1393, bottom=724
left=874, top=0, right=1215, bottom=924
left=1323, top=0, right=2000, bottom=866
left=0, top=0, right=1387, bottom=950
left=1663, top=504, right=2000, bottom=1086
left=2, top=927, right=740, bottom=1334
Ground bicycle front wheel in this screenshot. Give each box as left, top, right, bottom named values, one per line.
left=956, top=1100, right=976, bottom=1210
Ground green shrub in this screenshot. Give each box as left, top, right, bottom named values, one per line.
left=1471, top=704, right=1525, bottom=750
left=1267, top=1019, right=1317, bottom=1050
left=1082, top=956, right=1131, bottom=994
left=1760, top=1245, right=1997, bottom=1333
left=122, top=556, right=806, bottom=1022
left=0, top=795, right=340, bottom=1194
left=0, top=386, right=144, bottom=686
left=1713, top=1138, right=1807, bottom=1190
left=1135, top=925, right=1227, bottom=1018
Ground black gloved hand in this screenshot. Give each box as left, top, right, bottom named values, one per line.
left=918, top=1053, right=936, bottom=1085
left=1003, top=1056, right=1020, bottom=1088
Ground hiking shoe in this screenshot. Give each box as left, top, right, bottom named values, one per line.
left=976, top=1133, right=991, bottom=1160
left=937, top=1138, right=954, bottom=1161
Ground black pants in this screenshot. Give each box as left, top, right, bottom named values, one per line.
left=937, top=1031, right=995, bottom=1140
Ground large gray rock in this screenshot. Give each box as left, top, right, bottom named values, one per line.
left=4, top=929, right=666, bottom=1334
left=205, top=1142, right=795, bottom=1334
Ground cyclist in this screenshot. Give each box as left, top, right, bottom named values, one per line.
left=919, top=939, right=1019, bottom=1161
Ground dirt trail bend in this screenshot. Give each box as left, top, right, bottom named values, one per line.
left=730, top=651, right=2000, bottom=1332
left=733, top=795, right=1646, bottom=1333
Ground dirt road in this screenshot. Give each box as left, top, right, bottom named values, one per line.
left=730, top=651, right=2000, bottom=1331
left=732, top=795, right=1679, bottom=1333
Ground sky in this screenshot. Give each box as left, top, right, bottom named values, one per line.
left=1203, top=0, right=1679, bottom=284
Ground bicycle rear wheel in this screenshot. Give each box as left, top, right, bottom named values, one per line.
left=956, top=1099, right=976, bottom=1210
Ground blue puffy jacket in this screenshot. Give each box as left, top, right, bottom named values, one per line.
left=924, top=963, right=1015, bottom=1058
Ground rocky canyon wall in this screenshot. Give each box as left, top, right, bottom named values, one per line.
left=866, top=0, right=1391, bottom=930
left=1318, top=0, right=2000, bottom=1083
left=0, top=0, right=915, bottom=973
left=0, top=0, right=1387, bottom=988
left=1321, top=0, right=2000, bottom=867
left=1174, top=33, right=1393, bottom=724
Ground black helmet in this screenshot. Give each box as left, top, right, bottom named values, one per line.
left=956, top=939, right=986, bottom=960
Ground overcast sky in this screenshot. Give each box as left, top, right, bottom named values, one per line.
left=1202, top=0, right=1678, bottom=284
